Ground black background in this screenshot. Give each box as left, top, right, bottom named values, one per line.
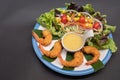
left=0, top=0, right=120, bottom=80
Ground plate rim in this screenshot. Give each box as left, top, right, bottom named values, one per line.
left=32, top=23, right=112, bottom=76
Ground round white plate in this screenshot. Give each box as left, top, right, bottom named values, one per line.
left=32, top=23, right=112, bottom=76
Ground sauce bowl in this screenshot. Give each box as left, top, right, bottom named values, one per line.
left=61, top=30, right=94, bottom=52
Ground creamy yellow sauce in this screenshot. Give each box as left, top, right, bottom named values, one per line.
left=63, top=33, right=83, bottom=50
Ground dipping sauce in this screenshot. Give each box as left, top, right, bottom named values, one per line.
left=62, top=33, right=83, bottom=51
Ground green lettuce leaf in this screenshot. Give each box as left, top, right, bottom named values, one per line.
left=104, top=24, right=116, bottom=32
left=36, top=9, right=64, bottom=37
left=37, top=9, right=55, bottom=29
left=87, top=38, right=117, bottom=53
left=83, top=4, right=95, bottom=14
left=103, top=24, right=116, bottom=35
left=101, top=38, right=117, bottom=53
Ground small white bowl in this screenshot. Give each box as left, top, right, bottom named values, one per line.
left=61, top=32, right=85, bottom=52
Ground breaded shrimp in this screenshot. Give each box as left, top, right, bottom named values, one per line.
left=32, top=30, right=52, bottom=46
left=82, top=46, right=100, bottom=65
left=58, top=51, right=84, bottom=67
left=39, top=40, right=62, bottom=58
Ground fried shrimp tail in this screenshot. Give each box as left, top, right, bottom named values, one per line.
left=82, top=46, right=100, bottom=65
left=32, top=30, right=52, bottom=46
left=58, top=51, right=84, bottom=67
left=39, top=40, right=62, bottom=58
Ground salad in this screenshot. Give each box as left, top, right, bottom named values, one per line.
left=36, top=3, right=117, bottom=53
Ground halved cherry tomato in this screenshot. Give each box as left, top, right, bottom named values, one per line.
left=79, top=16, right=86, bottom=23
left=61, top=14, right=68, bottom=24
left=93, top=22, right=101, bottom=29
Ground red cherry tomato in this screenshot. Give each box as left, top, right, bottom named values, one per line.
left=93, top=22, right=101, bottom=29
left=61, top=14, right=68, bottom=24
left=79, top=16, right=86, bottom=23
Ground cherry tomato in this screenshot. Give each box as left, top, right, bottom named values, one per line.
left=61, top=14, right=68, bottom=24
left=93, top=22, right=101, bottom=29
left=79, top=16, right=86, bottom=23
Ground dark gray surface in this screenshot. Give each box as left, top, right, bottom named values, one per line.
left=0, top=0, right=120, bottom=80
